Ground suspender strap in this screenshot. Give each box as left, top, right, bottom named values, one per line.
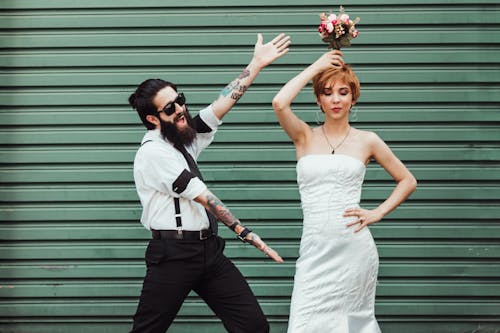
left=174, top=197, right=182, bottom=229
left=174, top=143, right=218, bottom=236
left=140, top=139, right=184, bottom=230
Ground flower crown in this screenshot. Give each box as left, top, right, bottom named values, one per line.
left=318, top=6, right=360, bottom=50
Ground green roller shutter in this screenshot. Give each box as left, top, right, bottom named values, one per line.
left=1, top=1, right=499, bottom=332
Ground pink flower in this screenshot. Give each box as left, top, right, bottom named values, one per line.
left=352, top=30, right=359, bottom=38
left=326, top=22, right=334, bottom=33
left=328, top=14, right=337, bottom=22
left=340, top=14, right=349, bottom=24
left=318, top=21, right=328, bottom=33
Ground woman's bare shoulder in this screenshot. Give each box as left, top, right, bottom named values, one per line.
left=352, top=127, right=381, bottom=141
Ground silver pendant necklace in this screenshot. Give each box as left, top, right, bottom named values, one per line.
left=321, top=125, right=351, bottom=154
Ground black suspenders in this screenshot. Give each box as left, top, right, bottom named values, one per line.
left=173, top=196, right=182, bottom=229
left=141, top=139, right=183, bottom=229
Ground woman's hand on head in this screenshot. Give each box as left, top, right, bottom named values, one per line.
left=312, top=50, right=344, bottom=72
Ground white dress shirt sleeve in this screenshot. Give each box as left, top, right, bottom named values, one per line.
left=199, top=104, right=222, bottom=130
left=190, top=105, right=222, bottom=159
left=135, top=142, right=207, bottom=200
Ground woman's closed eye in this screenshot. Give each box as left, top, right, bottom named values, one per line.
left=340, top=88, right=350, bottom=95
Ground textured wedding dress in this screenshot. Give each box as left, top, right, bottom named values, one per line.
left=287, top=154, right=381, bottom=333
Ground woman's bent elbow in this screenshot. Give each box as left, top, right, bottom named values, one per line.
left=272, top=97, right=286, bottom=112
left=409, top=176, right=417, bottom=193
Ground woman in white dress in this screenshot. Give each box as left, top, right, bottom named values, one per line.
left=272, top=50, right=417, bottom=333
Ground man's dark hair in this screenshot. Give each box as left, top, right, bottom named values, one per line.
left=129, top=79, right=177, bottom=130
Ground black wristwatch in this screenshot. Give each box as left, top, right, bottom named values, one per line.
left=237, top=227, right=252, bottom=243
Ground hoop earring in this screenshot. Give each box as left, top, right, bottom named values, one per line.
left=315, top=108, right=325, bottom=124
left=349, top=105, right=358, bottom=122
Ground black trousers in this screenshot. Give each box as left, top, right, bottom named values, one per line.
left=130, top=235, right=269, bottom=333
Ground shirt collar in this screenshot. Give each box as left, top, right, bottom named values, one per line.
left=141, top=129, right=171, bottom=146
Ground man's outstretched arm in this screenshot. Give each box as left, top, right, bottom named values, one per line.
left=194, top=189, right=284, bottom=263
left=211, top=33, right=290, bottom=120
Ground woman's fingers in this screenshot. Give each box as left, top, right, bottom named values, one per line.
left=344, top=208, right=369, bottom=232
left=270, top=33, right=286, bottom=45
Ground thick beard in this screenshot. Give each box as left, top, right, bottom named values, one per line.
left=160, top=108, right=196, bottom=147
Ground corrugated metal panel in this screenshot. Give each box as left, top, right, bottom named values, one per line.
left=1, top=1, right=499, bottom=332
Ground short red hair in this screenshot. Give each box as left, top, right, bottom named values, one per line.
left=312, top=64, right=360, bottom=102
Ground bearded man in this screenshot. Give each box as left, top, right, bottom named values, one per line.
left=128, top=33, right=290, bottom=333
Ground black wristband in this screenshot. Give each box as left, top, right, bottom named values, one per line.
left=229, top=222, right=240, bottom=232
left=237, top=227, right=252, bottom=243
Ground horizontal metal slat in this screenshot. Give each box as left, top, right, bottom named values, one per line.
left=1, top=146, right=499, bottom=163
left=1, top=7, right=499, bottom=29
left=1, top=28, right=498, bottom=48
left=2, top=47, right=499, bottom=67
left=0, top=322, right=498, bottom=333
left=2, top=223, right=500, bottom=241
left=2, top=105, right=500, bottom=126
left=3, top=0, right=499, bottom=9
left=0, top=203, right=498, bottom=220
left=2, top=86, right=499, bottom=107
left=2, top=281, right=499, bottom=298
left=1, top=242, right=499, bottom=260
left=1, top=184, right=499, bottom=202
left=2, top=126, right=499, bottom=144
left=2, top=66, right=499, bottom=86
left=1, top=261, right=498, bottom=278
left=2, top=164, right=500, bottom=183
left=0, top=299, right=498, bottom=317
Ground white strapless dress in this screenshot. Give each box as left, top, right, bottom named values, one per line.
left=287, top=154, right=381, bottom=333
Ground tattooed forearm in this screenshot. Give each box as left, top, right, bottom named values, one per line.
left=206, top=194, right=240, bottom=228
left=246, top=233, right=265, bottom=250
left=220, top=70, right=250, bottom=99
left=230, top=84, right=248, bottom=101
left=237, top=69, right=250, bottom=80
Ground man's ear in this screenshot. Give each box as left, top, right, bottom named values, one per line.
left=146, top=114, right=160, bottom=128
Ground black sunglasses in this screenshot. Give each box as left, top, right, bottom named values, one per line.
left=158, top=93, right=186, bottom=116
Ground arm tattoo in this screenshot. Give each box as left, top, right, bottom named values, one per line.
left=206, top=194, right=240, bottom=228
left=237, top=69, right=250, bottom=80
left=220, top=69, right=250, bottom=99
left=230, top=84, right=248, bottom=101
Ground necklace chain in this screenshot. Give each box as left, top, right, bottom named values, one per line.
left=321, top=125, right=351, bottom=154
